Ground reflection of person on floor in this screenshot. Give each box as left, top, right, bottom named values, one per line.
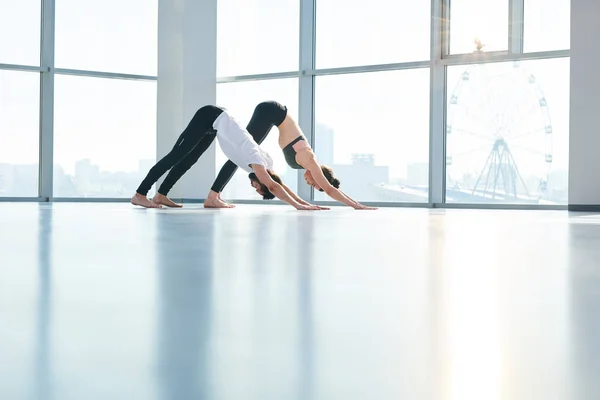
left=208, top=101, right=377, bottom=210
left=131, top=105, right=326, bottom=210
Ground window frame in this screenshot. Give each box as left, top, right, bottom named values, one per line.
left=0, top=0, right=570, bottom=208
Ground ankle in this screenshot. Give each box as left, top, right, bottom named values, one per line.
left=207, top=190, right=219, bottom=199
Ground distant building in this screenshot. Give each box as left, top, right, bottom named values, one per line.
left=75, top=159, right=101, bottom=195
left=330, top=153, right=389, bottom=202
left=0, top=163, right=38, bottom=197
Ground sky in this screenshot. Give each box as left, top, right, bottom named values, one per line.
left=0, top=0, right=571, bottom=197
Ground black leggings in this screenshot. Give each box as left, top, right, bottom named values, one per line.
left=210, top=101, right=288, bottom=193
left=136, top=105, right=223, bottom=196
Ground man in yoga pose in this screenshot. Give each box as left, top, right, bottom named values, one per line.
left=205, top=101, right=377, bottom=210
left=131, top=105, right=325, bottom=210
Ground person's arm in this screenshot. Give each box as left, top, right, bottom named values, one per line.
left=280, top=182, right=330, bottom=210
left=252, top=165, right=320, bottom=210
left=280, top=182, right=310, bottom=206
left=335, top=189, right=372, bottom=209
left=301, top=155, right=377, bottom=209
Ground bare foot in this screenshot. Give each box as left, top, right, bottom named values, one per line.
left=204, top=197, right=235, bottom=209
left=131, top=193, right=162, bottom=208
left=152, top=193, right=183, bottom=208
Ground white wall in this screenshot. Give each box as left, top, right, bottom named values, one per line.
left=569, top=0, right=600, bottom=209
left=156, top=0, right=217, bottom=200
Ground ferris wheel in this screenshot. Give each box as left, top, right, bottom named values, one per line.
left=446, top=61, right=553, bottom=202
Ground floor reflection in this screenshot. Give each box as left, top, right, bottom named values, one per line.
left=288, top=216, right=316, bottom=400
left=34, top=205, right=53, bottom=400
left=154, top=212, right=216, bottom=400
left=569, top=222, right=600, bottom=400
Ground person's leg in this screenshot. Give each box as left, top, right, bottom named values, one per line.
left=205, top=101, right=288, bottom=208
left=152, top=132, right=217, bottom=207
left=204, top=157, right=240, bottom=208
left=132, top=105, right=222, bottom=208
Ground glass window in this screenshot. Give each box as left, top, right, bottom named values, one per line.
left=55, top=0, right=158, bottom=75
left=524, top=0, right=570, bottom=52
left=314, top=69, right=430, bottom=203
left=0, top=0, right=41, bottom=66
left=216, top=78, right=299, bottom=200
left=53, top=75, right=157, bottom=198
left=316, top=0, right=430, bottom=68
left=217, top=0, right=299, bottom=77
left=448, top=0, right=509, bottom=54
left=445, top=58, right=570, bottom=205
left=0, top=71, right=40, bottom=197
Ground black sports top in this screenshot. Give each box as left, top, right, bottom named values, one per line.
left=282, top=136, right=306, bottom=169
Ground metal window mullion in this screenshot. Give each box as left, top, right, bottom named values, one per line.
left=217, top=71, right=300, bottom=83
left=39, top=0, right=55, bottom=201
left=297, top=0, right=315, bottom=201
left=310, top=60, right=430, bottom=76
left=54, top=68, right=157, bottom=81
left=0, top=63, right=44, bottom=72
left=443, top=0, right=451, bottom=57
left=440, top=49, right=569, bottom=66
left=429, top=0, right=446, bottom=204
left=509, top=0, right=525, bottom=54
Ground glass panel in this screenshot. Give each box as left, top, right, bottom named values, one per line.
left=53, top=75, right=157, bottom=197
left=316, top=0, right=430, bottom=68
left=0, top=71, right=40, bottom=197
left=216, top=78, right=299, bottom=200
left=217, top=0, right=299, bottom=76
left=0, top=0, right=41, bottom=66
left=449, top=0, right=509, bottom=54
left=55, top=0, right=158, bottom=75
left=314, top=69, right=430, bottom=203
left=445, top=58, right=570, bottom=205
left=524, top=0, right=570, bottom=52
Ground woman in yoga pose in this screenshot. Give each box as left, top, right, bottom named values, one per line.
left=205, top=101, right=377, bottom=210
left=131, top=104, right=324, bottom=211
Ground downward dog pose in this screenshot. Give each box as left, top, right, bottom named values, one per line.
left=203, top=102, right=318, bottom=209
left=131, top=105, right=324, bottom=210
left=206, top=101, right=376, bottom=210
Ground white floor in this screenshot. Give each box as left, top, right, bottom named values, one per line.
left=1, top=203, right=599, bottom=400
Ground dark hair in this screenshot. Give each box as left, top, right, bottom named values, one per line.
left=317, top=165, right=340, bottom=192
left=248, top=171, right=283, bottom=200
